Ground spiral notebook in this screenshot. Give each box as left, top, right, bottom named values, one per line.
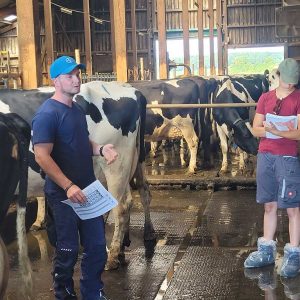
left=265, top=113, right=298, bottom=139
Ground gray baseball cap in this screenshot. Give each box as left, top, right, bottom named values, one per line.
left=278, top=58, right=299, bottom=85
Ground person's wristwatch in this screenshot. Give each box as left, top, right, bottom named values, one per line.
left=99, top=145, right=104, bottom=157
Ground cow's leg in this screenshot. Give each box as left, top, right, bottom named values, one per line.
left=238, top=150, right=248, bottom=174
left=30, top=196, right=46, bottom=230
left=180, top=138, right=186, bottom=167
left=106, top=185, right=131, bottom=270
left=134, top=162, right=156, bottom=256
left=118, top=184, right=133, bottom=264
left=217, top=124, right=229, bottom=173
left=179, top=125, right=198, bottom=173
left=31, top=230, right=48, bottom=262
left=0, top=236, right=9, bottom=300
left=161, top=140, right=168, bottom=166
left=150, top=141, right=158, bottom=158
left=17, top=204, right=33, bottom=298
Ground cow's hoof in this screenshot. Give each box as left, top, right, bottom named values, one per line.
left=144, top=239, right=156, bottom=259
left=218, top=169, right=229, bottom=175
left=30, top=223, right=44, bottom=231
left=105, top=259, right=120, bottom=271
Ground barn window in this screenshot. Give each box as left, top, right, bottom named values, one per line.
left=228, top=46, right=284, bottom=75
left=155, top=37, right=219, bottom=79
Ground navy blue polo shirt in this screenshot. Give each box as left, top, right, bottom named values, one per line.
left=32, top=98, right=96, bottom=195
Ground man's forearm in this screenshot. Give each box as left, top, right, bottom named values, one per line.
left=35, top=155, right=72, bottom=191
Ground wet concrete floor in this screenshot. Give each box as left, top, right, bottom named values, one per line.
left=2, top=188, right=298, bottom=300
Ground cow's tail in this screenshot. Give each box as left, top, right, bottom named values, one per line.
left=9, top=113, right=33, bottom=299
left=130, top=91, right=147, bottom=190
left=0, top=236, right=9, bottom=300
left=137, top=91, right=147, bottom=164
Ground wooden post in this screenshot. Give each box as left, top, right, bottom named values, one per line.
left=131, top=0, right=138, bottom=80
left=197, top=0, right=204, bottom=76
left=16, top=0, right=41, bottom=89
left=109, top=0, right=116, bottom=73
left=75, top=49, right=80, bottom=64
left=208, top=0, right=215, bottom=75
left=182, top=0, right=190, bottom=76
left=223, top=0, right=228, bottom=75
left=110, top=0, right=127, bottom=82
left=216, top=0, right=223, bottom=75
left=157, top=0, right=167, bottom=79
left=140, top=57, right=144, bottom=80
left=43, top=0, right=54, bottom=84
left=83, top=0, right=92, bottom=76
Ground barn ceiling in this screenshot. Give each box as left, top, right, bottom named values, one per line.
left=0, top=0, right=14, bottom=9
left=0, top=0, right=16, bottom=31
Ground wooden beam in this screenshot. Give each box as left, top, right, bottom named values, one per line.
left=109, top=0, right=116, bottom=73
left=0, top=23, right=17, bottom=35
left=223, top=0, right=228, bottom=75
left=197, top=0, right=204, bottom=75
left=216, top=0, right=223, bottom=75
left=208, top=0, right=215, bottom=75
left=182, top=0, right=190, bottom=76
left=110, top=0, right=127, bottom=82
left=157, top=0, right=167, bottom=79
left=43, top=0, right=54, bottom=83
left=83, top=0, right=92, bottom=75
left=131, top=0, right=138, bottom=80
left=16, top=0, right=41, bottom=89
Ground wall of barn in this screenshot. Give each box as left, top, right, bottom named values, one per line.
left=226, top=0, right=300, bottom=46
left=0, top=0, right=299, bottom=84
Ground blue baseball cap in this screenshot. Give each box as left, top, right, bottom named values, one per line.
left=50, top=56, right=86, bottom=79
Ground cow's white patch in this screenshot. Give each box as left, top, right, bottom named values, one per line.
left=80, top=81, right=137, bottom=103
left=160, top=91, right=164, bottom=96
left=268, top=69, right=279, bottom=91
left=37, top=86, right=55, bottom=93
left=0, top=100, right=11, bottom=113
left=165, top=80, right=180, bottom=88
left=234, top=81, right=255, bottom=103
left=150, top=100, right=163, bottom=116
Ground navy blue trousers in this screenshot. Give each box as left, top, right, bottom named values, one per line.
left=46, top=192, right=107, bottom=300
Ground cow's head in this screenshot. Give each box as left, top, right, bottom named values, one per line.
left=232, top=118, right=258, bottom=155
left=267, top=69, right=280, bottom=91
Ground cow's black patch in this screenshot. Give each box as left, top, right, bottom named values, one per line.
left=145, top=113, right=164, bottom=135
left=102, top=97, right=139, bottom=136
left=75, top=95, right=103, bottom=123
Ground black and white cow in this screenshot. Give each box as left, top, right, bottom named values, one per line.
left=212, top=74, right=269, bottom=173
left=0, top=81, right=156, bottom=270
left=130, top=77, right=212, bottom=173
left=0, top=112, right=32, bottom=299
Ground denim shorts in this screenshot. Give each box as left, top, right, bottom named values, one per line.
left=256, top=152, right=300, bottom=209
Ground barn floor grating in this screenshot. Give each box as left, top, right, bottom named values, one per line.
left=3, top=189, right=298, bottom=300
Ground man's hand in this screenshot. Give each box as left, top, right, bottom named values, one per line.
left=102, top=144, right=118, bottom=164
left=66, top=184, right=86, bottom=204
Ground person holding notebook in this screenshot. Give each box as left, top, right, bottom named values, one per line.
left=32, top=56, right=118, bottom=299
left=244, top=58, right=300, bottom=278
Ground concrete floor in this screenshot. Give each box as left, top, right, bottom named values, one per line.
left=2, top=188, right=298, bottom=300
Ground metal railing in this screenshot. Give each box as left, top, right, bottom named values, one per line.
left=146, top=103, right=257, bottom=109
left=81, top=72, right=117, bottom=83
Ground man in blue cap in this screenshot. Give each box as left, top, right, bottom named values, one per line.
left=32, top=56, right=117, bottom=299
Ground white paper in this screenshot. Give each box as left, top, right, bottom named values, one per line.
left=265, top=113, right=298, bottom=139
left=62, top=180, right=118, bottom=220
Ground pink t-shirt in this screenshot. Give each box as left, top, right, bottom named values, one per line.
left=256, top=89, right=300, bottom=156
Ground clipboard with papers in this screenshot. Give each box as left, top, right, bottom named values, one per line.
left=62, top=180, right=118, bottom=220
left=265, top=113, right=298, bottom=139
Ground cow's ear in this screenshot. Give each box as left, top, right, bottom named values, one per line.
left=264, top=69, right=269, bottom=76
